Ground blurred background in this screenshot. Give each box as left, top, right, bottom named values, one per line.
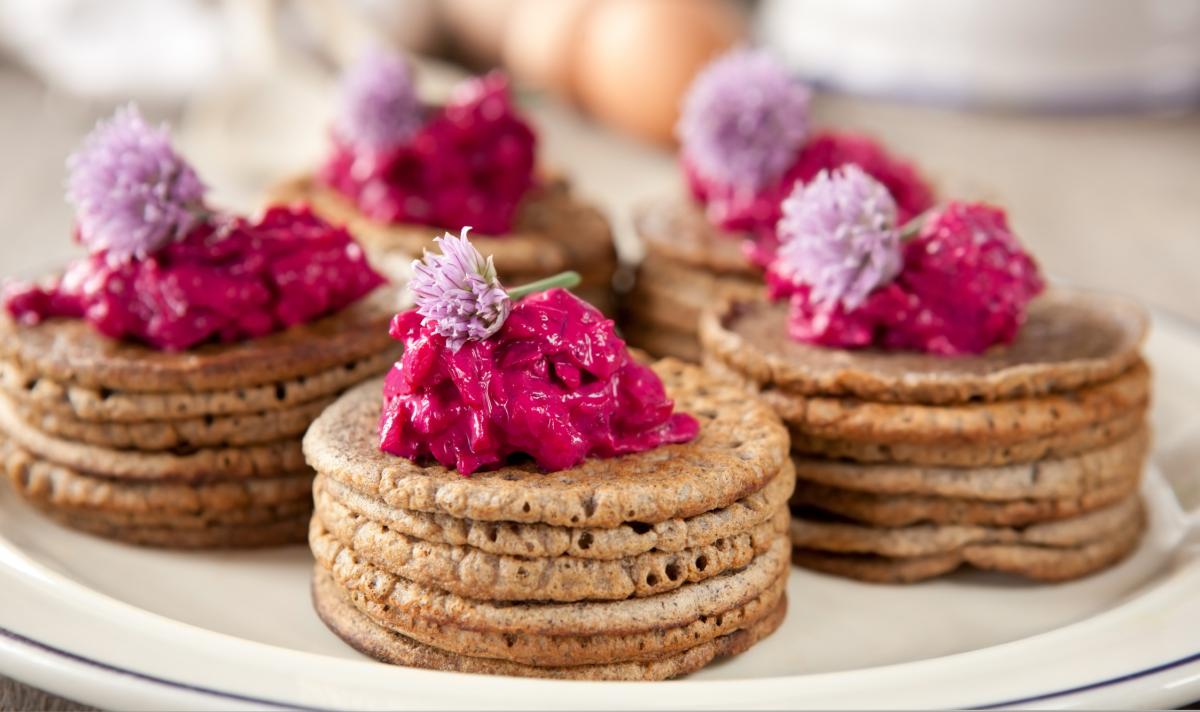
left=0, top=0, right=1197, bottom=320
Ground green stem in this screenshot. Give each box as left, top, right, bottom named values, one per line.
left=508, top=270, right=581, bottom=299
left=898, top=209, right=930, bottom=241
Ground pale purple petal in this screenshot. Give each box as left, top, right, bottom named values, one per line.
left=776, top=165, right=903, bottom=309
left=677, top=48, right=811, bottom=190
left=336, top=48, right=422, bottom=152
left=409, top=228, right=511, bottom=350
left=66, top=104, right=206, bottom=263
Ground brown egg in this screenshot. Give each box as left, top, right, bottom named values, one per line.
left=574, top=0, right=745, bottom=144
left=502, top=0, right=598, bottom=100
left=440, top=0, right=520, bottom=66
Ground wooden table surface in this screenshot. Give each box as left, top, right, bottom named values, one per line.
left=0, top=59, right=1197, bottom=709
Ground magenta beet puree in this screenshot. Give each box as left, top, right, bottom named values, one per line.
left=4, top=206, right=384, bottom=351
left=379, top=288, right=699, bottom=475
left=319, top=72, right=536, bottom=236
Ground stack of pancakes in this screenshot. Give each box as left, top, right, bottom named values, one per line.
left=304, top=360, right=794, bottom=679
left=622, top=201, right=760, bottom=362
left=0, top=290, right=398, bottom=548
left=700, top=289, right=1153, bottom=583
left=273, top=176, right=619, bottom=315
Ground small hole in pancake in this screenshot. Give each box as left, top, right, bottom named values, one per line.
left=203, top=414, right=215, bottom=426
left=714, top=539, right=727, bottom=551
left=665, top=562, right=681, bottom=581
left=345, top=362, right=357, bottom=371
left=503, top=634, right=517, bottom=648
left=646, top=573, right=659, bottom=587
left=695, top=555, right=708, bottom=571
left=98, top=387, right=113, bottom=400
left=485, top=525, right=498, bottom=542
left=521, top=502, right=531, bottom=514
left=275, top=384, right=287, bottom=401
left=577, top=532, right=593, bottom=550
left=629, top=522, right=652, bottom=535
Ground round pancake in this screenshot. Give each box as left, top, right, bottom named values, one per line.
left=312, top=502, right=787, bottom=602
left=618, top=319, right=701, bottom=363
left=312, top=568, right=786, bottom=680
left=792, top=503, right=1144, bottom=583
left=788, top=408, right=1146, bottom=467
left=0, top=350, right=396, bottom=422
left=304, top=360, right=789, bottom=528
left=39, top=509, right=311, bottom=548
left=700, top=288, right=1149, bottom=404
left=789, top=467, right=1141, bottom=527
left=315, top=462, right=794, bottom=560
left=313, top=533, right=789, bottom=665
left=790, top=428, right=1148, bottom=501
left=625, top=254, right=763, bottom=334
left=751, top=361, right=1150, bottom=447
left=0, top=286, right=400, bottom=393
left=633, top=199, right=758, bottom=276
left=5, top=396, right=333, bottom=450
left=2, top=440, right=313, bottom=515
left=0, top=398, right=306, bottom=480
left=274, top=176, right=616, bottom=282
left=790, top=494, right=1142, bottom=558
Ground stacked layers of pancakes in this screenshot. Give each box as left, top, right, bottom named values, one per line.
left=700, top=289, right=1152, bottom=583
left=304, top=360, right=794, bottom=679
left=274, top=176, right=619, bottom=315
left=621, top=201, right=760, bottom=362
left=0, top=290, right=398, bottom=548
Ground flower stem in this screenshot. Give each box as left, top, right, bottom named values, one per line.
left=899, top=210, right=930, bottom=241
left=508, top=270, right=581, bottom=299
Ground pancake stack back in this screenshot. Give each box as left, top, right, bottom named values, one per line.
left=701, top=289, right=1153, bottom=583
left=621, top=201, right=761, bottom=362
left=304, top=360, right=794, bottom=679
left=0, top=290, right=398, bottom=548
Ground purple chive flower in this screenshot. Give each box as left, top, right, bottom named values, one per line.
left=677, top=48, right=811, bottom=190
left=336, top=48, right=422, bottom=152
left=775, top=164, right=903, bottom=310
left=66, top=104, right=207, bottom=264
left=410, top=228, right=512, bottom=351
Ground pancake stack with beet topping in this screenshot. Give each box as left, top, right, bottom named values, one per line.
left=624, top=49, right=934, bottom=361
left=305, top=234, right=792, bottom=679
left=0, top=106, right=397, bottom=548
left=700, top=166, right=1151, bottom=583
left=273, top=50, right=618, bottom=316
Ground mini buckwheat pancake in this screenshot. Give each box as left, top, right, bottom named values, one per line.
left=700, top=288, right=1149, bottom=405
left=618, top=320, right=702, bottom=363
left=790, top=494, right=1143, bottom=558
left=633, top=200, right=757, bottom=277
left=315, top=462, right=795, bottom=560
left=313, top=569, right=787, bottom=680
left=790, top=429, right=1148, bottom=501
left=274, top=176, right=617, bottom=290
left=304, top=360, right=789, bottom=528
left=0, top=287, right=400, bottom=393
left=792, top=500, right=1144, bottom=583
left=0, top=350, right=396, bottom=422
left=43, top=510, right=312, bottom=549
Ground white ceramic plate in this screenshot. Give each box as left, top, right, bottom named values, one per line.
left=1, top=310, right=1198, bottom=711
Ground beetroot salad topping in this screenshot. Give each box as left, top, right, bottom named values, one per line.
left=319, top=63, right=537, bottom=236
left=4, top=205, right=384, bottom=351
left=379, top=288, right=699, bottom=475
left=768, top=198, right=1045, bottom=356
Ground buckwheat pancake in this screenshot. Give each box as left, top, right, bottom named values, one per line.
left=315, top=462, right=794, bottom=560
left=312, top=532, right=789, bottom=666
left=788, top=409, right=1147, bottom=467
left=0, top=350, right=397, bottom=422
left=792, top=502, right=1144, bottom=583
left=0, top=398, right=304, bottom=480
left=313, top=568, right=787, bottom=680
left=274, top=176, right=616, bottom=283
left=44, top=510, right=311, bottom=549
left=618, top=320, right=701, bottom=363
left=304, top=359, right=789, bottom=528
left=790, top=468, right=1140, bottom=528
left=790, top=429, right=1148, bottom=501
left=6, top=396, right=333, bottom=450
left=790, top=493, right=1143, bottom=558
left=699, top=288, right=1149, bottom=405
left=312, top=496, right=787, bottom=601
left=633, top=199, right=758, bottom=277
left=0, top=286, right=400, bottom=393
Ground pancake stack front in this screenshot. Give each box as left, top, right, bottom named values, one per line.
left=700, top=289, right=1153, bottom=583
left=274, top=177, right=620, bottom=316
left=304, top=360, right=794, bottom=679
left=0, top=290, right=398, bottom=548
left=621, top=201, right=761, bottom=362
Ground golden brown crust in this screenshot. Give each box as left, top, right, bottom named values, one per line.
left=699, top=288, right=1149, bottom=405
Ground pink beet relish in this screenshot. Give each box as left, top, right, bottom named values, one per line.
left=378, top=288, right=699, bottom=475
left=766, top=202, right=1045, bottom=356
left=685, top=130, right=934, bottom=268
left=319, top=72, right=536, bottom=236
left=3, top=205, right=384, bottom=351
